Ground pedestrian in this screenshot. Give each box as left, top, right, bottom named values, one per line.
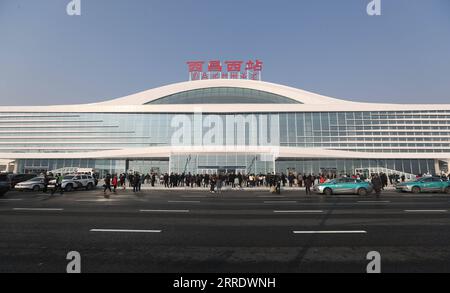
left=140, top=173, right=144, bottom=191
left=103, top=174, right=112, bottom=197
left=371, top=174, right=382, bottom=198
left=112, top=174, right=118, bottom=194
left=120, top=173, right=126, bottom=190
left=237, top=173, right=243, bottom=189
left=380, top=173, right=388, bottom=189
left=276, top=177, right=281, bottom=194
left=51, top=173, right=64, bottom=196
left=305, top=175, right=312, bottom=197
left=43, top=172, right=49, bottom=193
left=133, top=174, right=140, bottom=192
left=151, top=173, right=156, bottom=187
left=210, top=175, right=216, bottom=193
left=216, top=175, right=223, bottom=194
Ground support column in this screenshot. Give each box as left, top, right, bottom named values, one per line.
left=434, top=159, right=440, bottom=175
left=12, top=160, right=18, bottom=173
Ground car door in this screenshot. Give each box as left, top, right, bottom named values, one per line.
left=341, top=178, right=357, bottom=194
left=72, top=176, right=82, bottom=188
left=81, top=175, right=88, bottom=187
left=332, top=178, right=347, bottom=194
left=420, top=177, right=434, bottom=192
left=37, top=177, right=45, bottom=188
left=431, top=177, right=444, bottom=192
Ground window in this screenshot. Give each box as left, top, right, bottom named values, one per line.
left=145, top=87, right=301, bottom=104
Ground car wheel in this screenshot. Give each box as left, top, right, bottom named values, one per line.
left=358, top=188, right=368, bottom=196
left=86, top=183, right=93, bottom=190
left=65, top=184, right=73, bottom=192
left=411, top=186, right=420, bottom=194
left=445, top=187, right=450, bottom=194
left=324, top=188, right=332, bottom=196
left=32, top=185, right=40, bottom=192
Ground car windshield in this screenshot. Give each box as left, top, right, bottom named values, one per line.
left=0, top=175, right=8, bottom=182
left=63, top=176, right=74, bottom=180
left=29, top=177, right=43, bottom=182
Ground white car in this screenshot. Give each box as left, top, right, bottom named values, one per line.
left=49, top=174, right=96, bottom=192
left=73, top=174, right=96, bottom=190
left=14, top=177, right=46, bottom=192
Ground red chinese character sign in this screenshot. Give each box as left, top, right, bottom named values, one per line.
left=187, top=59, right=263, bottom=81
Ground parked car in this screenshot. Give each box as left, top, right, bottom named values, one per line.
left=396, top=177, right=450, bottom=194
left=313, top=177, right=374, bottom=196
left=14, top=177, right=46, bottom=192
left=48, top=174, right=96, bottom=192
left=72, top=174, right=96, bottom=190
left=9, top=174, right=37, bottom=189
left=0, top=173, right=10, bottom=196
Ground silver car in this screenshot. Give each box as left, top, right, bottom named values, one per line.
left=14, top=177, right=45, bottom=192
left=49, top=174, right=96, bottom=192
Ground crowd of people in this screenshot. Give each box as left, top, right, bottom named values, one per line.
left=102, top=172, right=284, bottom=195
left=100, top=171, right=450, bottom=196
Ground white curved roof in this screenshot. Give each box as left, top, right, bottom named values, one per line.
left=94, top=79, right=348, bottom=106
left=1, top=79, right=450, bottom=112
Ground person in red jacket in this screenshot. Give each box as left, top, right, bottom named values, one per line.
left=112, top=175, right=118, bottom=194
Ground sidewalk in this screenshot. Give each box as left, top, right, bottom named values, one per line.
left=93, top=185, right=450, bottom=197
left=100, top=184, right=397, bottom=192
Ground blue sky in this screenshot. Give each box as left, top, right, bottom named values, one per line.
left=0, top=0, right=449, bottom=105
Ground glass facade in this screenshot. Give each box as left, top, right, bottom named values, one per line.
left=1, top=110, right=449, bottom=176
left=1, top=111, right=450, bottom=153
left=170, top=153, right=274, bottom=174
left=279, top=111, right=450, bottom=153
left=276, top=159, right=435, bottom=179
left=146, top=87, right=301, bottom=104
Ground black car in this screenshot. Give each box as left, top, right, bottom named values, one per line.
left=0, top=173, right=11, bottom=196
left=9, top=174, right=37, bottom=189
left=0, top=173, right=38, bottom=196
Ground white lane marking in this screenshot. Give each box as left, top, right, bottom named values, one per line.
left=0, top=199, right=23, bottom=201
left=168, top=200, right=200, bottom=203
left=274, top=210, right=323, bottom=213
left=404, top=210, right=447, bottom=213
left=293, top=230, right=367, bottom=234
left=90, top=229, right=161, bottom=233
left=264, top=201, right=297, bottom=204
left=13, top=208, right=63, bottom=211
left=357, top=200, right=390, bottom=203
left=76, top=199, right=120, bottom=202
left=140, top=209, right=190, bottom=213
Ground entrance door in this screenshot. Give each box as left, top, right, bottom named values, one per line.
left=198, top=168, right=217, bottom=175
left=235, top=168, right=246, bottom=175
left=320, top=168, right=337, bottom=178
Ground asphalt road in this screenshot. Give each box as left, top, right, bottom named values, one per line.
left=1, top=187, right=450, bottom=273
